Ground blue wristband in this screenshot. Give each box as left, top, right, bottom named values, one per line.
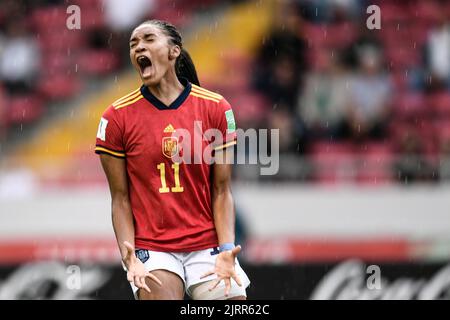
left=219, top=243, right=235, bottom=252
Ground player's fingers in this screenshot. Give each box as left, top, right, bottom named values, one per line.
left=231, top=245, right=241, bottom=257
left=200, top=270, right=215, bottom=279
left=134, top=275, right=143, bottom=288
left=224, top=278, right=231, bottom=297
left=126, top=271, right=134, bottom=283
left=146, top=273, right=163, bottom=287
left=209, top=278, right=222, bottom=291
left=232, top=273, right=243, bottom=287
left=140, top=276, right=152, bottom=293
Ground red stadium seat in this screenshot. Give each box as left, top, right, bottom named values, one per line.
left=78, top=50, right=120, bottom=75
left=413, top=1, right=442, bottom=24
left=37, top=73, right=82, bottom=100
left=223, top=91, right=270, bottom=129
left=434, top=119, right=450, bottom=145
left=152, top=2, right=193, bottom=28
left=39, top=31, right=86, bottom=53
left=6, top=95, right=45, bottom=125
left=385, top=46, right=421, bottom=70
left=355, top=142, right=395, bottom=185
left=430, top=92, right=450, bottom=117
left=326, top=22, right=358, bottom=49
left=0, top=86, right=7, bottom=132
left=309, top=142, right=356, bottom=184
left=31, top=6, right=67, bottom=33
left=380, top=4, right=409, bottom=24
left=393, top=92, right=427, bottom=119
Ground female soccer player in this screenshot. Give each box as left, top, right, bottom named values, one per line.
left=95, top=20, right=250, bottom=300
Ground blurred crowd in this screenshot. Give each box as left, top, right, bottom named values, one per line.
left=1, top=0, right=450, bottom=185
left=0, top=0, right=218, bottom=142
left=246, top=0, right=450, bottom=184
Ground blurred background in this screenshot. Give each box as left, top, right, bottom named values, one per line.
left=1, top=0, right=450, bottom=299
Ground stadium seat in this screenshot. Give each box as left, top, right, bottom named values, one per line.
left=37, top=73, right=82, bottom=100
left=6, top=95, right=45, bottom=125
left=78, top=50, right=120, bottom=75
left=385, top=46, right=421, bottom=70
left=31, top=6, right=67, bottom=32
left=430, top=92, right=450, bottom=117
left=39, top=31, right=86, bottom=54
left=223, top=91, right=270, bottom=129
left=355, top=142, right=395, bottom=185
left=393, top=92, right=427, bottom=119
left=309, top=142, right=356, bottom=184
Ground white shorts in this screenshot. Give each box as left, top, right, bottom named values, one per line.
left=127, top=247, right=251, bottom=300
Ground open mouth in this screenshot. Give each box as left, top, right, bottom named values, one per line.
left=137, top=56, right=152, bottom=78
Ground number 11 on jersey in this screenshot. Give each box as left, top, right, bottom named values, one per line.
left=157, top=162, right=184, bottom=193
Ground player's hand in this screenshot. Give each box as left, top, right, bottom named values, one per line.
left=122, top=241, right=162, bottom=293
left=200, top=245, right=243, bottom=297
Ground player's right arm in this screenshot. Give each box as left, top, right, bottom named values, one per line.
left=96, top=106, right=161, bottom=292
left=99, top=154, right=134, bottom=263
left=99, top=154, right=162, bottom=293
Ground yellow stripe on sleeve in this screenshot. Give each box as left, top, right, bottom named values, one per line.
left=191, top=85, right=223, bottom=100
left=95, top=146, right=126, bottom=157
left=112, top=88, right=141, bottom=106
left=114, top=94, right=144, bottom=110
left=190, top=92, right=220, bottom=103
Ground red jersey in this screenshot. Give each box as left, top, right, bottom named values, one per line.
left=95, top=79, right=237, bottom=252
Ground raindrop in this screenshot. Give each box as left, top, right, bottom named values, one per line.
left=75, top=64, right=78, bottom=73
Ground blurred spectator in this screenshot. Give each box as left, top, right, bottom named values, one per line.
left=343, top=25, right=382, bottom=70
left=268, top=106, right=299, bottom=153
left=252, top=1, right=307, bottom=109
left=0, top=17, right=40, bottom=94
left=297, top=49, right=352, bottom=141
left=347, top=45, right=392, bottom=141
left=425, top=11, right=450, bottom=90
left=394, top=133, right=437, bottom=184
left=103, top=0, right=156, bottom=32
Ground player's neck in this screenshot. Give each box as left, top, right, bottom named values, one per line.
left=147, top=73, right=184, bottom=107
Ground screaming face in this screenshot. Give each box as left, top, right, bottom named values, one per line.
left=129, top=23, right=179, bottom=86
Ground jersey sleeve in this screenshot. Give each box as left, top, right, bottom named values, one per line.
left=94, top=106, right=126, bottom=158
left=211, top=98, right=237, bottom=152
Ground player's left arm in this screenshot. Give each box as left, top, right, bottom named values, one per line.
left=211, top=147, right=235, bottom=247
left=201, top=148, right=242, bottom=295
